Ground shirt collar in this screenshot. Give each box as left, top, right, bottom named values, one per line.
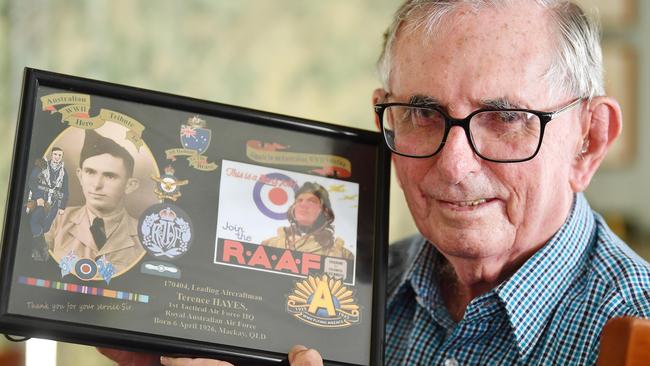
left=495, top=193, right=596, bottom=356
left=391, top=236, right=459, bottom=330
left=85, top=207, right=127, bottom=239
left=407, top=240, right=440, bottom=306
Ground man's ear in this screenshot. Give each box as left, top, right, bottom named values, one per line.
left=373, top=88, right=404, bottom=188
left=124, top=178, right=140, bottom=195
left=392, top=155, right=404, bottom=189
left=570, top=96, right=622, bottom=192
left=372, top=88, right=388, bottom=130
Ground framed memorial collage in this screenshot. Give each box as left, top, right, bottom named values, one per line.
left=0, top=68, right=390, bottom=365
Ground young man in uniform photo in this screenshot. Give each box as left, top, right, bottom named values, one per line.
left=45, top=129, right=145, bottom=275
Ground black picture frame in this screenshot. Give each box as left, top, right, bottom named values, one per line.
left=0, top=68, right=389, bottom=365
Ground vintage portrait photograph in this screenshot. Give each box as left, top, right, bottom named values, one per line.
left=27, top=118, right=159, bottom=279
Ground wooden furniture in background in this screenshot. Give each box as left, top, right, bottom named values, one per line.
left=598, top=316, right=650, bottom=365
left=0, top=347, right=24, bottom=366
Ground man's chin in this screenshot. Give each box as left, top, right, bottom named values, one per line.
left=426, top=227, right=513, bottom=257
left=439, top=245, right=509, bottom=261
left=87, top=204, right=119, bottom=216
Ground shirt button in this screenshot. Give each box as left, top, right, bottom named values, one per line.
left=444, top=357, right=459, bottom=366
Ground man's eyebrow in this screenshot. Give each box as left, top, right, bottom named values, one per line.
left=408, top=94, right=441, bottom=107
left=480, top=97, right=524, bottom=109
left=401, top=95, right=526, bottom=109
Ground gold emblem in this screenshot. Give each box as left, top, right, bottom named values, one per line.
left=151, top=165, right=189, bottom=201
left=287, top=274, right=360, bottom=328
left=186, top=115, right=206, bottom=128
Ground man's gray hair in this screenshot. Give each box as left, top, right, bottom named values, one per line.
left=377, top=0, right=604, bottom=99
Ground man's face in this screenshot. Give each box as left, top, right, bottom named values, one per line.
left=77, top=153, right=132, bottom=216
left=387, top=4, right=584, bottom=262
left=51, top=150, right=63, bottom=163
left=293, top=192, right=323, bottom=227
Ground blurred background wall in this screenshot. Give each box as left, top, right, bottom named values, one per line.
left=0, top=0, right=647, bottom=364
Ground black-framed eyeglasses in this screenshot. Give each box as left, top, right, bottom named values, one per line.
left=374, top=98, right=584, bottom=163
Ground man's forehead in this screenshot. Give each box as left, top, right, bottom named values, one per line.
left=81, top=153, right=128, bottom=174
left=298, top=193, right=319, bottom=200
left=390, top=3, right=555, bottom=111
left=394, top=1, right=554, bottom=58
left=402, top=0, right=550, bottom=32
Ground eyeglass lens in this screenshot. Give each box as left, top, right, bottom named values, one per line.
left=382, top=105, right=542, bottom=161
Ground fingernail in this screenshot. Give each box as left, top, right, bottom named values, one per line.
left=160, top=356, right=169, bottom=365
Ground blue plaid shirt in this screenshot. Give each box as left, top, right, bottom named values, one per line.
left=386, top=194, right=650, bottom=365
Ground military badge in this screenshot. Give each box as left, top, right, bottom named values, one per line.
left=180, top=116, right=211, bottom=155
left=141, top=261, right=181, bottom=279
left=164, top=115, right=218, bottom=171
left=139, top=203, right=193, bottom=260
left=96, top=255, right=115, bottom=284
left=59, top=250, right=116, bottom=282
left=59, top=251, right=78, bottom=277
left=287, top=274, right=360, bottom=328
left=151, top=165, right=189, bottom=202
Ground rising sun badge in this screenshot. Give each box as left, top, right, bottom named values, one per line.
left=287, top=274, right=360, bottom=328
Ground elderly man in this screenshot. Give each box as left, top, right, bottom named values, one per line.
left=376, top=0, right=650, bottom=365
left=104, top=0, right=649, bottom=365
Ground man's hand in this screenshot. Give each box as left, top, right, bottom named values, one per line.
left=99, top=345, right=323, bottom=366
left=287, top=345, right=323, bottom=366
left=160, top=356, right=233, bottom=365
left=97, top=347, right=159, bottom=366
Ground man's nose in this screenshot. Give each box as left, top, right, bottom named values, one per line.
left=91, top=176, right=105, bottom=190
left=434, top=126, right=481, bottom=184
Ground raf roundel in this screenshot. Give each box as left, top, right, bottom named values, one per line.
left=75, top=258, right=98, bottom=280
left=252, top=172, right=298, bottom=220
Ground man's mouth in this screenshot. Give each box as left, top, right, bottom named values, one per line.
left=440, top=197, right=496, bottom=209
left=453, top=198, right=487, bottom=207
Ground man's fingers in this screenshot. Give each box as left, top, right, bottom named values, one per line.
left=159, top=356, right=233, bottom=366
left=96, top=348, right=233, bottom=366
left=99, top=346, right=320, bottom=366
left=96, top=347, right=159, bottom=366
left=288, top=345, right=323, bottom=366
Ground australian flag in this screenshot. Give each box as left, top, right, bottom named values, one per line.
left=180, top=125, right=211, bottom=155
